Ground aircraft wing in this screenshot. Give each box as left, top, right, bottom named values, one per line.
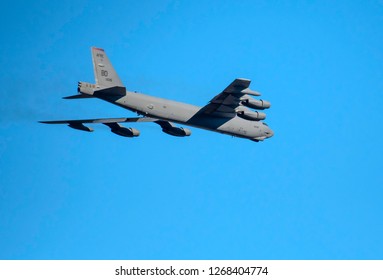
left=40, top=117, right=159, bottom=136
left=199, top=78, right=261, bottom=116
left=39, top=117, right=158, bottom=124
left=40, top=117, right=193, bottom=137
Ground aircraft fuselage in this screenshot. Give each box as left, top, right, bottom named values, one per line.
left=96, top=90, right=273, bottom=140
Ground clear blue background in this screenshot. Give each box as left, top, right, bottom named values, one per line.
left=0, top=0, right=382, bottom=259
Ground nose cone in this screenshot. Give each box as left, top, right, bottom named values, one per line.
left=265, top=128, right=274, bottom=138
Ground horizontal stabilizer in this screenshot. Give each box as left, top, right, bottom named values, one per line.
left=63, top=94, right=94, bottom=99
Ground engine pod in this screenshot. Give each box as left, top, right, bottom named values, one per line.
left=104, top=122, right=140, bottom=137
left=241, top=97, right=271, bottom=110
left=162, top=127, right=191, bottom=137
left=68, top=122, right=94, bottom=132
left=237, top=111, right=266, bottom=121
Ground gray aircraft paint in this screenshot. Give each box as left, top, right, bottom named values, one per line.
left=41, top=47, right=274, bottom=142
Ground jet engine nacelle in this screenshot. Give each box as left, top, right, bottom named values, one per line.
left=162, top=127, right=192, bottom=137
left=111, top=127, right=140, bottom=137
left=68, top=122, right=94, bottom=132
left=237, top=111, right=266, bottom=121
left=241, top=98, right=271, bottom=110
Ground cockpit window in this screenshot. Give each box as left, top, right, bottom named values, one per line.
left=263, top=122, right=268, bottom=126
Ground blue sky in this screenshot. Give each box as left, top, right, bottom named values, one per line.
left=0, top=0, right=382, bottom=259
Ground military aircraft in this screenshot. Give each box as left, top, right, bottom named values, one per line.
left=40, top=47, right=274, bottom=142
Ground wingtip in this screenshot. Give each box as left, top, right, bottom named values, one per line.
left=92, top=46, right=104, bottom=52
left=237, top=78, right=251, bottom=82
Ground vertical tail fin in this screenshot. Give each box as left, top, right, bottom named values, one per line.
left=74, top=47, right=126, bottom=98
left=91, top=47, right=124, bottom=88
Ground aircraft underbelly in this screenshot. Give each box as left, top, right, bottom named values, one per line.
left=174, top=114, right=261, bottom=138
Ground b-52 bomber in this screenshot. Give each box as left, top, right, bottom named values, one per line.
left=41, top=47, right=274, bottom=142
